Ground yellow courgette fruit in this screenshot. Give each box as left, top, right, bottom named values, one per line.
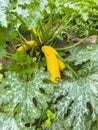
left=17, top=40, right=36, bottom=52
left=57, top=58, right=65, bottom=70
left=41, top=46, right=65, bottom=83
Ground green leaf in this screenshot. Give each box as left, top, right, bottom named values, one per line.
left=89, top=29, right=98, bottom=36
left=0, top=63, right=2, bottom=70
left=0, top=25, right=17, bottom=42
left=0, top=63, right=3, bottom=82
left=0, top=25, right=17, bottom=59
left=65, top=43, right=98, bottom=77
left=7, top=52, right=38, bottom=77
left=0, top=74, right=3, bottom=82
left=0, top=68, right=54, bottom=129
left=46, top=109, right=56, bottom=119
left=66, top=44, right=98, bottom=66
left=18, top=0, right=33, bottom=5
left=0, top=42, right=6, bottom=59
left=0, top=113, right=19, bottom=130
left=51, top=72, right=98, bottom=130
left=0, top=0, right=8, bottom=27
left=49, top=120, right=66, bottom=130
left=45, top=118, right=51, bottom=128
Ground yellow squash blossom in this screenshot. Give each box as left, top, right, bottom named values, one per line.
left=41, top=46, right=65, bottom=83
left=17, top=40, right=37, bottom=52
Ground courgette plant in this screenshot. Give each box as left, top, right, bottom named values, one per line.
left=0, top=0, right=98, bottom=130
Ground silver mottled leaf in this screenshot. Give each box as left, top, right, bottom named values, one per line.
left=0, top=68, right=54, bottom=129
left=51, top=73, right=98, bottom=130
left=0, top=0, right=8, bottom=27
left=66, top=44, right=98, bottom=65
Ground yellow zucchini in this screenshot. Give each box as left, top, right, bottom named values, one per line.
left=41, top=46, right=65, bottom=83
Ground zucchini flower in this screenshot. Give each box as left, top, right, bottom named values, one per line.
left=41, top=46, right=65, bottom=83
left=17, top=40, right=37, bottom=52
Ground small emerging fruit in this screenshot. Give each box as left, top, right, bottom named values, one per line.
left=32, top=57, right=37, bottom=62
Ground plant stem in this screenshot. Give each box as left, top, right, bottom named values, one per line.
left=57, top=54, right=77, bottom=77
left=17, top=31, right=32, bottom=48
left=46, top=17, right=73, bottom=44
left=56, top=36, right=88, bottom=51
left=6, top=44, right=13, bottom=52
left=37, top=109, right=45, bottom=128
left=11, top=12, right=27, bottom=28
left=45, top=9, right=52, bottom=36
left=97, top=115, right=98, bottom=130
left=18, top=31, right=28, bottom=43
left=65, top=63, right=77, bottom=77
left=11, top=41, right=17, bottom=51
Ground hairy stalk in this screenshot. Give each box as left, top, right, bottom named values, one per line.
left=6, top=44, right=14, bottom=52
left=44, top=9, right=53, bottom=37
left=18, top=31, right=28, bottom=43
left=15, top=37, right=27, bottom=48
left=17, top=31, right=33, bottom=48
left=11, top=12, right=27, bottom=28
left=57, top=54, right=77, bottom=77
left=46, top=17, right=73, bottom=44
left=56, top=36, right=88, bottom=51
left=31, top=29, right=40, bottom=46
left=11, top=41, right=17, bottom=51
